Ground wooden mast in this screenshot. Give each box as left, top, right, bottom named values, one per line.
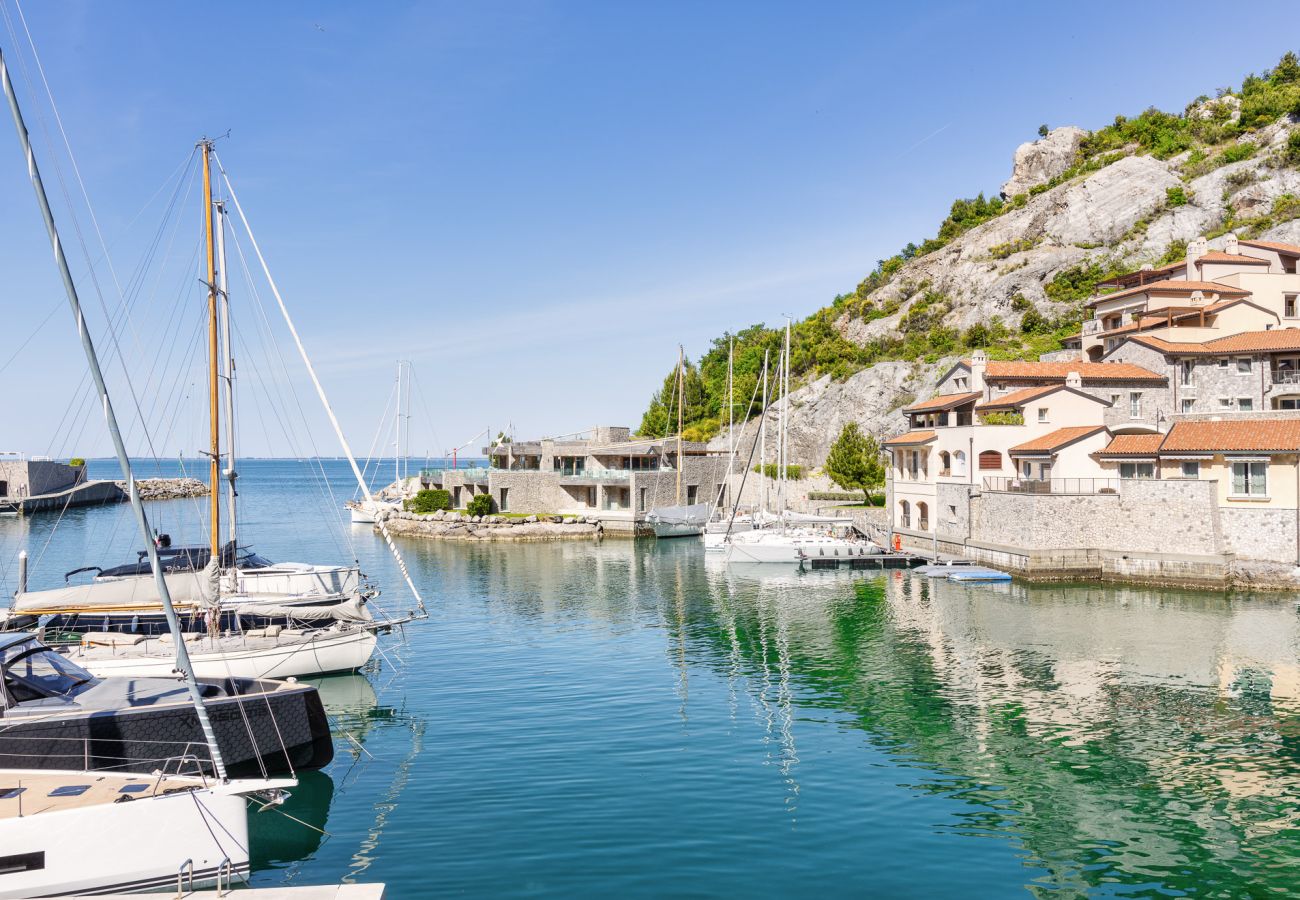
left=202, top=141, right=220, bottom=563
left=676, top=345, right=683, bottom=506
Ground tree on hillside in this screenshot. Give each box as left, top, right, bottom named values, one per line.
left=1038, top=124, right=1049, bottom=138
left=824, top=422, right=884, bottom=502
left=636, top=360, right=708, bottom=437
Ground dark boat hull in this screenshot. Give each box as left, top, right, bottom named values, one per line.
left=0, top=678, right=333, bottom=778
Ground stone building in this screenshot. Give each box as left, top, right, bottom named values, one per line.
left=0, top=457, right=85, bottom=500
left=426, top=426, right=733, bottom=532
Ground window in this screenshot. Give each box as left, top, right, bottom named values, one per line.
left=1238, top=398, right=1254, bottom=412
left=1022, top=461, right=1033, bottom=478
left=955, top=376, right=968, bottom=390
left=978, top=450, right=1002, bottom=471
left=1119, top=462, right=1155, bottom=479
left=953, top=450, right=968, bottom=477
left=1287, top=295, right=1297, bottom=318
left=1181, top=461, right=1200, bottom=478
left=939, top=451, right=951, bottom=475
left=1037, top=408, right=1049, bottom=423
left=947, top=504, right=957, bottom=522
left=899, top=500, right=911, bottom=529
left=1219, top=398, right=1233, bottom=409
left=1181, top=399, right=1195, bottom=413
left=639, top=487, right=647, bottom=511
left=1237, top=357, right=1253, bottom=374
left=686, top=485, right=698, bottom=505
left=908, top=451, right=919, bottom=478
left=1180, top=359, right=1194, bottom=386
left=1218, top=358, right=1229, bottom=368
left=1129, top=392, right=1143, bottom=419
left=1231, top=461, right=1268, bottom=497
left=1277, top=398, right=1300, bottom=410
left=1110, top=393, right=1121, bottom=406
left=498, top=487, right=509, bottom=512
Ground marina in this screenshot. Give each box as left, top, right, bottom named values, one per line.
left=2, top=4, right=1299, bottom=896
left=7, top=459, right=1300, bottom=895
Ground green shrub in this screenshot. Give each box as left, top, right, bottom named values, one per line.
left=1159, top=239, right=1187, bottom=265
left=1166, top=186, right=1189, bottom=207
left=68, top=457, right=85, bottom=468
left=1286, top=130, right=1300, bottom=167
left=981, top=411, right=1024, bottom=425
left=1020, top=308, right=1049, bottom=334
left=407, top=488, right=451, bottom=513
left=1216, top=143, right=1256, bottom=166
left=753, top=463, right=805, bottom=480
left=989, top=237, right=1036, bottom=259
left=466, top=494, right=495, bottom=516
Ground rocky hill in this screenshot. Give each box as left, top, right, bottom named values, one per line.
left=673, top=54, right=1300, bottom=468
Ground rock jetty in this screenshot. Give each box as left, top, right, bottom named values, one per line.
left=378, top=510, right=602, bottom=541
left=120, top=477, right=209, bottom=500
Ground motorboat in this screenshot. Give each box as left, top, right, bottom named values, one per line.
left=0, top=634, right=333, bottom=778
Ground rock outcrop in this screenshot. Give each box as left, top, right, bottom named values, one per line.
left=1000, top=126, right=1087, bottom=198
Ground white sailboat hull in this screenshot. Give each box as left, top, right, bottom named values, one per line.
left=725, top=531, right=877, bottom=564
left=0, top=770, right=253, bottom=898
left=68, top=625, right=379, bottom=680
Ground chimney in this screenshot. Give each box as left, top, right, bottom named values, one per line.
left=970, top=349, right=988, bottom=393
left=1065, top=371, right=1082, bottom=389
left=1186, top=236, right=1207, bottom=274
left=1225, top=232, right=1239, bottom=256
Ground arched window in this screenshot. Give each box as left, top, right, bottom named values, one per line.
left=953, top=450, right=968, bottom=477
left=899, top=500, right=911, bottom=529
left=917, top=502, right=929, bottom=531
left=979, top=450, right=1003, bottom=471
left=939, top=451, right=952, bottom=475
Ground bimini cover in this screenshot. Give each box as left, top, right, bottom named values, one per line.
left=646, top=502, right=714, bottom=527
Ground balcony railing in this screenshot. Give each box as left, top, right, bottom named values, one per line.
left=982, top=476, right=1121, bottom=495
left=917, top=519, right=929, bottom=531
left=1082, top=319, right=1103, bottom=336
left=1271, top=369, right=1300, bottom=386
left=559, top=469, right=632, bottom=481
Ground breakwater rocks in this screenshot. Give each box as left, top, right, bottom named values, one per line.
left=121, top=478, right=209, bottom=500
left=379, top=510, right=602, bottom=541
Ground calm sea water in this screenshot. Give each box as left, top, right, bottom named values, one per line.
left=3, top=459, right=1300, bottom=898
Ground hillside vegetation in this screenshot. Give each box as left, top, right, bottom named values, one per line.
left=638, top=52, right=1300, bottom=441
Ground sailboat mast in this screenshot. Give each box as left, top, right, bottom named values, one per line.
left=216, top=200, right=237, bottom=549
left=760, top=349, right=768, bottom=516
left=675, top=345, right=683, bottom=506
left=202, top=141, right=220, bottom=563
left=1, top=52, right=228, bottom=779
left=394, top=360, right=402, bottom=485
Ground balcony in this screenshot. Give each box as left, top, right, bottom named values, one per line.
left=982, top=476, right=1120, bottom=495
left=1271, top=369, right=1300, bottom=386
left=917, top=518, right=930, bottom=531
left=559, top=469, right=633, bottom=483
left=1082, top=319, right=1104, bottom=336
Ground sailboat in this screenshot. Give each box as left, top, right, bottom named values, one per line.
left=0, top=55, right=298, bottom=895
left=350, top=360, right=412, bottom=524
left=725, top=320, right=882, bottom=565
left=4, top=143, right=384, bottom=655
left=647, top=346, right=712, bottom=538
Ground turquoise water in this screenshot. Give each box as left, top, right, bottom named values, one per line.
left=4, top=460, right=1300, bottom=897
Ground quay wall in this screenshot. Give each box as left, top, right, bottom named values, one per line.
left=895, top=479, right=1296, bottom=589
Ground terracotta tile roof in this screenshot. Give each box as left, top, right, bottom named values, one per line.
left=1126, top=328, right=1300, bottom=355
left=975, top=385, right=1060, bottom=411
left=1239, top=239, right=1300, bottom=256
left=1008, top=426, right=1107, bottom=455
left=978, top=360, right=1166, bottom=383
left=903, top=391, right=980, bottom=413
left=1161, top=419, right=1300, bottom=453
left=1086, top=279, right=1250, bottom=308
left=1195, top=251, right=1270, bottom=266
left=1095, top=433, right=1164, bottom=457
left=1098, top=260, right=1186, bottom=289
left=882, top=430, right=937, bottom=447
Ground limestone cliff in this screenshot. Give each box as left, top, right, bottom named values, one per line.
left=711, top=97, right=1300, bottom=469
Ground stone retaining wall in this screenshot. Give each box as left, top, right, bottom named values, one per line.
left=379, top=510, right=602, bottom=542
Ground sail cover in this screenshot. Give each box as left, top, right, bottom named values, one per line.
left=646, top=502, right=714, bottom=527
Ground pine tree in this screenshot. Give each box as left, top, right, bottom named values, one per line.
left=824, top=422, right=884, bottom=503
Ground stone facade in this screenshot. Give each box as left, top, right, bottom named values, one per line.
left=0, top=460, right=84, bottom=499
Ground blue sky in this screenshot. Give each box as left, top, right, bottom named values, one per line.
left=0, top=0, right=1297, bottom=459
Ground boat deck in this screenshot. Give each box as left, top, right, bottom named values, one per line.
left=0, top=771, right=204, bottom=819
